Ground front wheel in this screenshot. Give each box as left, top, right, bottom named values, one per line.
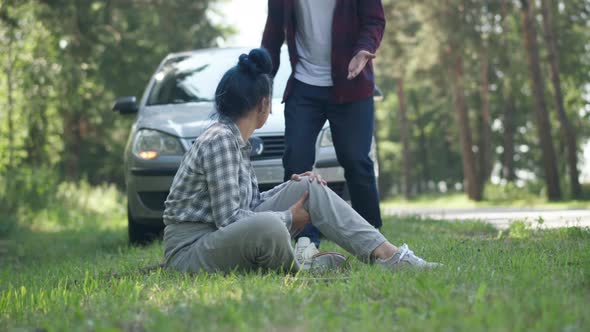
left=128, top=207, right=163, bottom=245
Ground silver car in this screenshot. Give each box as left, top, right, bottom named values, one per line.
left=114, top=47, right=377, bottom=244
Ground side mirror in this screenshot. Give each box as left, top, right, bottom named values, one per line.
left=112, top=96, right=138, bottom=115
left=373, top=86, right=384, bottom=102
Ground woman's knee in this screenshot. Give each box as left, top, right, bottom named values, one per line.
left=287, top=176, right=312, bottom=192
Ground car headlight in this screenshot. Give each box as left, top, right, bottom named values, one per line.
left=132, top=129, right=184, bottom=160
left=319, top=127, right=333, bottom=147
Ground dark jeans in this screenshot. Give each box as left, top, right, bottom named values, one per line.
left=283, top=79, right=382, bottom=247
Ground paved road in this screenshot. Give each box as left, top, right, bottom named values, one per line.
left=383, top=206, right=590, bottom=230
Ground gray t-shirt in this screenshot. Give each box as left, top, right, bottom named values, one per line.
left=294, top=0, right=337, bottom=87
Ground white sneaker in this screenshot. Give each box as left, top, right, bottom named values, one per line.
left=376, top=244, right=441, bottom=271
left=294, top=237, right=320, bottom=269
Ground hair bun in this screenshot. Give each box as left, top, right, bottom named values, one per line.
left=238, top=48, right=272, bottom=77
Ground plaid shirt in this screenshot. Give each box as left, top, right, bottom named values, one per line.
left=163, top=116, right=292, bottom=230
left=262, top=0, right=385, bottom=104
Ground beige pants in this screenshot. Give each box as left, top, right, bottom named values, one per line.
left=163, top=177, right=386, bottom=273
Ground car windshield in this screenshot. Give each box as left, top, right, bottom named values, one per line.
left=146, top=48, right=291, bottom=106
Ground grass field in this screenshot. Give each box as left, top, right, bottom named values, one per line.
left=1, top=184, right=589, bottom=331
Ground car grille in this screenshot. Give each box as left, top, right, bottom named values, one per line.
left=251, top=135, right=285, bottom=160
left=188, top=135, right=285, bottom=161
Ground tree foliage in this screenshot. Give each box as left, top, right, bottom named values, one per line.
left=376, top=0, right=590, bottom=200
left=0, top=0, right=230, bottom=187
left=2, top=0, right=590, bottom=203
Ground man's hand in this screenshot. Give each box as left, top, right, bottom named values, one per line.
left=290, top=191, right=310, bottom=235
left=347, top=50, right=376, bottom=80
left=291, top=171, right=327, bottom=186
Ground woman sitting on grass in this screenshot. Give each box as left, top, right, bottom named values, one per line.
left=162, top=48, right=440, bottom=274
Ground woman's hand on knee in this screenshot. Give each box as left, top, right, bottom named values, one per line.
left=291, top=171, right=327, bottom=186
left=289, top=191, right=311, bottom=234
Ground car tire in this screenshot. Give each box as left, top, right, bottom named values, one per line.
left=128, top=207, right=163, bottom=245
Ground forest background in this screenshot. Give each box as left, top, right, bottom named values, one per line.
left=1, top=0, right=590, bottom=222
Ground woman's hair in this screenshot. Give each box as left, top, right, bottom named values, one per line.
left=214, top=48, right=273, bottom=120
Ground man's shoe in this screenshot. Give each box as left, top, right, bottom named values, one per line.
left=294, top=237, right=320, bottom=269
left=376, top=244, right=441, bottom=271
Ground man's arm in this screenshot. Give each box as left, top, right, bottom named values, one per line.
left=347, top=0, right=386, bottom=80
left=354, top=0, right=386, bottom=56
left=261, top=0, right=285, bottom=77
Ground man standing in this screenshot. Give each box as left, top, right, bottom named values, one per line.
left=262, top=0, right=385, bottom=258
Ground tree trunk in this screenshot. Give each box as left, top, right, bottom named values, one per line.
left=62, top=112, right=82, bottom=180
left=449, top=50, right=481, bottom=201
left=396, top=78, right=412, bottom=199
left=502, top=92, right=517, bottom=182
left=5, top=29, right=15, bottom=171
left=500, top=0, right=517, bottom=183
left=61, top=5, right=88, bottom=181
left=25, top=86, right=49, bottom=166
left=61, top=59, right=82, bottom=180
left=410, top=90, right=431, bottom=194
left=540, top=0, right=582, bottom=198
left=477, top=46, right=492, bottom=193
left=519, top=0, right=561, bottom=200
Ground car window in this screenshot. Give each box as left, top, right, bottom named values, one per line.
left=146, top=49, right=291, bottom=106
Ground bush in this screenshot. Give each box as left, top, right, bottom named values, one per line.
left=1, top=167, right=61, bottom=211
left=0, top=167, right=126, bottom=235
left=1, top=167, right=60, bottom=235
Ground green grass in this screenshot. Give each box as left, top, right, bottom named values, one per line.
left=1, top=184, right=589, bottom=331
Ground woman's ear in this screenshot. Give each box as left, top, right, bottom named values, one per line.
left=258, top=96, right=269, bottom=113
